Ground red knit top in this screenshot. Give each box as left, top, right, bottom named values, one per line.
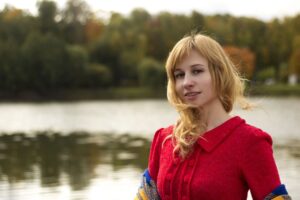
left=148, top=116, right=281, bottom=200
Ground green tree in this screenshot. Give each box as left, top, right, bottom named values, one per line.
left=0, top=38, right=24, bottom=91
left=205, top=14, right=235, bottom=44
left=21, top=32, right=68, bottom=92
left=61, top=0, right=92, bottom=44
left=37, top=0, right=58, bottom=34
left=65, top=45, right=88, bottom=87
left=90, top=12, right=148, bottom=86
left=0, top=6, right=37, bottom=44
left=146, top=12, right=193, bottom=60
left=256, top=67, right=276, bottom=83
left=190, top=11, right=205, bottom=32
left=129, top=8, right=151, bottom=32
left=230, top=17, right=267, bottom=71
left=264, top=19, right=291, bottom=80
left=84, top=63, right=112, bottom=87
left=138, top=57, right=165, bottom=88
left=89, top=26, right=123, bottom=86
left=289, top=35, right=300, bottom=77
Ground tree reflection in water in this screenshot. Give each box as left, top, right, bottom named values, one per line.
left=0, top=132, right=150, bottom=191
left=0, top=132, right=299, bottom=199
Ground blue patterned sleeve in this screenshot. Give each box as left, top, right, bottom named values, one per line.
left=134, top=169, right=161, bottom=200
left=264, top=184, right=292, bottom=200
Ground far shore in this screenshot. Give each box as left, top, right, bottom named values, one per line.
left=0, top=84, right=300, bottom=102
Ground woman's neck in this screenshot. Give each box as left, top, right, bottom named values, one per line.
left=200, top=98, right=231, bottom=132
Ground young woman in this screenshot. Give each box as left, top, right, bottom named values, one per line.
left=135, top=33, right=291, bottom=200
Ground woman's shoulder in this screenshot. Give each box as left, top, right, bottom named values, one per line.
left=151, top=125, right=174, bottom=144
left=148, top=125, right=174, bottom=181
left=236, top=119, right=273, bottom=145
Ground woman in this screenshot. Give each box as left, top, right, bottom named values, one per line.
left=135, top=33, right=291, bottom=200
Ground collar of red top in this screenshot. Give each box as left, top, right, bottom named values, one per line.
left=196, top=116, right=245, bottom=152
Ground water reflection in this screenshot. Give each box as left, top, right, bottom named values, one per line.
left=275, top=140, right=300, bottom=158
left=0, top=132, right=150, bottom=193
left=0, top=132, right=299, bottom=199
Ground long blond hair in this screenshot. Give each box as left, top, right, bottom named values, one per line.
left=165, top=33, right=251, bottom=158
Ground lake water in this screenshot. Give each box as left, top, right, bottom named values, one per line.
left=0, top=97, right=299, bottom=199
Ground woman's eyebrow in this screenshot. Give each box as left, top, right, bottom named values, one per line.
left=190, top=63, right=205, bottom=68
left=174, top=63, right=205, bottom=71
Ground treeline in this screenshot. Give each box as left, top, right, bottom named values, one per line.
left=0, top=0, right=300, bottom=95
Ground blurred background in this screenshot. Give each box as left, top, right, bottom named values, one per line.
left=0, top=0, right=299, bottom=199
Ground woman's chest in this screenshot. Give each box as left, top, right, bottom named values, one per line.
left=157, top=143, right=247, bottom=200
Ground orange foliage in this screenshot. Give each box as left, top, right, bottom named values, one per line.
left=84, top=18, right=103, bottom=43
left=289, top=49, right=300, bottom=75
left=3, top=8, right=23, bottom=21
left=223, top=46, right=256, bottom=79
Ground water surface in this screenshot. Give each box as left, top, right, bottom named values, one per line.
left=0, top=97, right=299, bottom=199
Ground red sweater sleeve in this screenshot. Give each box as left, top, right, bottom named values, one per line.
left=148, top=128, right=164, bottom=183
left=240, top=128, right=281, bottom=200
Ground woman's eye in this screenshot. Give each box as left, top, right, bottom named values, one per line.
left=193, top=69, right=203, bottom=74
left=174, top=73, right=184, bottom=79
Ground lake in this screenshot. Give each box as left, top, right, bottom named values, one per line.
left=0, top=97, right=299, bottom=199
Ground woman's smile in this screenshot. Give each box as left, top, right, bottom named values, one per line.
left=184, top=91, right=201, bottom=100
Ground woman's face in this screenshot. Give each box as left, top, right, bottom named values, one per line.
left=174, top=49, right=218, bottom=109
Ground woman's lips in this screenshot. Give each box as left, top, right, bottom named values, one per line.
left=184, top=92, right=201, bottom=100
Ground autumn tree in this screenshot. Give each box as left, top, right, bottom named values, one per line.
left=223, top=46, right=256, bottom=79
left=84, top=16, right=104, bottom=44
left=289, top=35, right=300, bottom=79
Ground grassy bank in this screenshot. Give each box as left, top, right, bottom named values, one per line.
left=0, top=84, right=300, bottom=102
left=56, top=87, right=167, bottom=100
left=0, top=87, right=167, bottom=102
left=248, top=84, right=300, bottom=96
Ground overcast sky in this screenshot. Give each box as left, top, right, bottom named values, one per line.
left=0, top=0, right=300, bottom=21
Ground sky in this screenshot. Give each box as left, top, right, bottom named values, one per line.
left=0, top=0, right=300, bottom=21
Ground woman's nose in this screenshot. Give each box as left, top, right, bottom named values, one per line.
left=183, top=75, right=194, bottom=88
